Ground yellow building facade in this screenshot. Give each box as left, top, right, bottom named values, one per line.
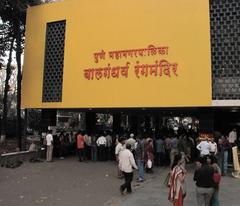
left=22, top=0, right=212, bottom=109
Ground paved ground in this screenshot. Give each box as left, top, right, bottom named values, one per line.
left=0, top=158, right=239, bottom=206
left=115, top=166, right=240, bottom=206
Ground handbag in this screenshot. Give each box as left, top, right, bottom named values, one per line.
left=147, top=159, right=152, bottom=168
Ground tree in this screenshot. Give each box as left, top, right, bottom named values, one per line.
left=0, top=19, right=15, bottom=138
left=0, top=23, right=10, bottom=69
left=0, top=0, right=49, bottom=149
left=2, top=37, right=15, bottom=135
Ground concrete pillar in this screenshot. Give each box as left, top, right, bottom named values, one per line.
left=145, top=115, right=151, bottom=134
left=113, top=113, right=121, bottom=134
left=198, top=108, right=214, bottom=133
left=129, top=114, right=139, bottom=135
left=41, top=109, right=57, bottom=132
left=85, top=111, right=96, bottom=134
left=154, top=114, right=160, bottom=135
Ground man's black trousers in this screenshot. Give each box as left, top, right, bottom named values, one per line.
left=120, top=172, right=133, bottom=193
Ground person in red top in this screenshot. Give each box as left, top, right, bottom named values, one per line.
left=145, top=138, right=154, bottom=173
left=210, top=156, right=221, bottom=206
left=77, top=131, right=85, bottom=162
left=212, top=165, right=221, bottom=206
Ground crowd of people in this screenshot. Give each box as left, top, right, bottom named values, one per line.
left=168, top=153, right=222, bottom=206
left=40, top=128, right=238, bottom=206
left=167, top=128, right=238, bottom=206
left=43, top=130, right=116, bottom=162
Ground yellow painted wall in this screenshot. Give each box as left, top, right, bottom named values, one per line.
left=22, top=0, right=212, bottom=108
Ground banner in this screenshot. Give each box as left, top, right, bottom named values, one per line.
left=232, top=146, right=240, bottom=178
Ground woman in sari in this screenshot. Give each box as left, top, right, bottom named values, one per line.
left=168, top=153, right=187, bottom=206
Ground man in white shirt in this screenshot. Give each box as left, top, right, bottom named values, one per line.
left=196, top=139, right=211, bottom=157
left=46, top=130, right=53, bottom=162
left=96, top=135, right=107, bottom=161
left=209, top=139, right=217, bottom=156
left=126, top=133, right=136, bottom=151
left=119, top=144, right=138, bottom=194
left=84, top=133, right=92, bottom=160
left=115, top=137, right=125, bottom=178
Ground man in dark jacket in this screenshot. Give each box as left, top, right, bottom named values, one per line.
left=193, top=156, right=214, bottom=206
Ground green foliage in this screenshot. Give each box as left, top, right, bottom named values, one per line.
left=0, top=21, right=13, bottom=69
left=0, top=0, right=49, bottom=145
left=0, top=0, right=44, bottom=34
left=0, top=0, right=47, bottom=59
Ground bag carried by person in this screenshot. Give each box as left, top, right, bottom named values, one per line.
left=213, top=172, right=221, bottom=189
left=147, top=159, right=152, bottom=169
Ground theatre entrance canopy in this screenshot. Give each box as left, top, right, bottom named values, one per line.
left=22, top=0, right=212, bottom=109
